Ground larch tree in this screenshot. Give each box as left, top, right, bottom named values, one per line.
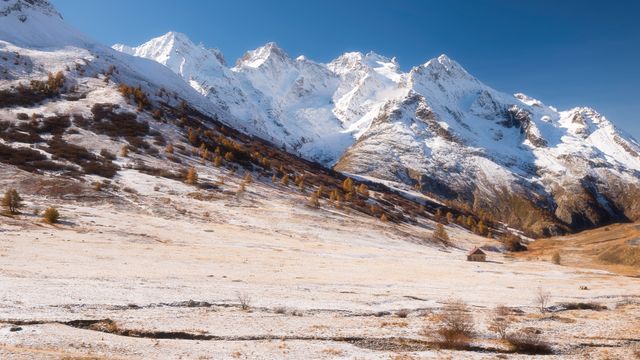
left=433, top=223, right=450, bottom=244
left=342, top=177, right=354, bottom=193
left=357, top=183, right=369, bottom=198
left=185, top=167, right=198, bottom=185
left=2, top=188, right=23, bottom=214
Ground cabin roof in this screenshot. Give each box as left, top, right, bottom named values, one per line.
left=467, top=247, right=486, bottom=256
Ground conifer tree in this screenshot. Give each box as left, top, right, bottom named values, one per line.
left=446, top=212, right=454, bottom=224
left=357, top=183, right=369, bottom=198
left=120, top=145, right=129, bottom=157
left=280, top=174, right=289, bottom=186
left=185, top=167, right=198, bottom=185
left=380, top=213, right=389, bottom=222
left=435, top=208, right=443, bottom=223
left=477, top=220, right=488, bottom=236
left=342, top=177, right=354, bottom=193
left=213, top=155, right=222, bottom=167
left=243, top=173, right=253, bottom=184
left=433, top=223, right=450, bottom=244
left=308, top=192, right=320, bottom=208
left=2, top=188, right=23, bottom=214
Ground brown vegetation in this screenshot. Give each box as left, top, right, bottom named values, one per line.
left=2, top=188, right=23, bottom=214
left=43, top=207, right=60, bottom=224
left=433, top=299, right=474, bottom=349
left=505, top=331, right=553, bottom=355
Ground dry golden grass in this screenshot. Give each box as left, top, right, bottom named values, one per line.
left=516, top=222, right=640, bottom=276
left=321, top=348, right=344, bottom=356
left=380, top=320, right=409, bottom=328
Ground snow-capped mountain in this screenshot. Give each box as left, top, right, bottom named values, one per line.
left=336, top=55, right=640, bottom=234
left=116, top=32, right=640, bottom=235
left=2, top=0, right=638, bottom=236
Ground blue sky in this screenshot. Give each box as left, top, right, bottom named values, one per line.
left=52, top=0, right=639, bottom=139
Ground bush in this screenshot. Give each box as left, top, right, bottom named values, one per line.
left=2, top=188, right=23, bottom=214
left=435, top=299, right=474, bottom=349
left=117, top=84, right=150, bottom=110
left=488, top=305, right=510, bottom=339
left=505, top=331, right=553, bottom=355
left=237, top=292, right=251, bottom=310
left=559, top=302, right=606, bottom=311
left=502, top=233, right=527, bottom=252
left=43, top=207, right=60, bottom=224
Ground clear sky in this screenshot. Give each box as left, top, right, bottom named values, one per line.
left=51, top=0, right=639, bottom=139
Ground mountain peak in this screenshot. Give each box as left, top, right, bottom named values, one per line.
left=0, top=0, right=61, bottom=20
left=113, top=31, right=227, bottom=67
left=0, top=0, right=92, bottom=48
left=423, top=54, right=468, bottom=75
left=328, top=51, right=398, bottom=76
left=235, top=42, right=291, bottom=68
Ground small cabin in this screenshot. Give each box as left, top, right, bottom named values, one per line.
left=467, top=247, right=487, bottom=262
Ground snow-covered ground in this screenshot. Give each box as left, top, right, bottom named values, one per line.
left=1, top=165, right=639, bottom=359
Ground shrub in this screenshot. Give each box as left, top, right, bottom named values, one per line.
left=237, top=292, right=251, bottom=310
left=505, top=331, right=553, bottom=355
left=2, top=188, right=23, bottom=214
left=274, top=307, right=287, bottom=314
left=488, top=305, right=510, bottom=339
left=43, top=207, right=60, bottom=224
left=117, top=84, right=150, bottom=110
left=551, top=251, right=561, bottom=265
left=435, top=299, right=474, bottom=349
left=559, top=302, right=606, bottom=311
left=395, top=309, right=410, bottom=318
left=81, top=160, right=119, bottom=178
left=502, top=233, right=527, bottom=252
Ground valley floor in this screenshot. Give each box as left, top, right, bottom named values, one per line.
left=1, top=168, right=639, bottom=359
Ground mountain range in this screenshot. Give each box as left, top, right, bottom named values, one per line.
left=2, top=0, right=640, bottom=236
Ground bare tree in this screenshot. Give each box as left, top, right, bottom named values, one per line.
left=535, top=288, right=551, bottom=313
